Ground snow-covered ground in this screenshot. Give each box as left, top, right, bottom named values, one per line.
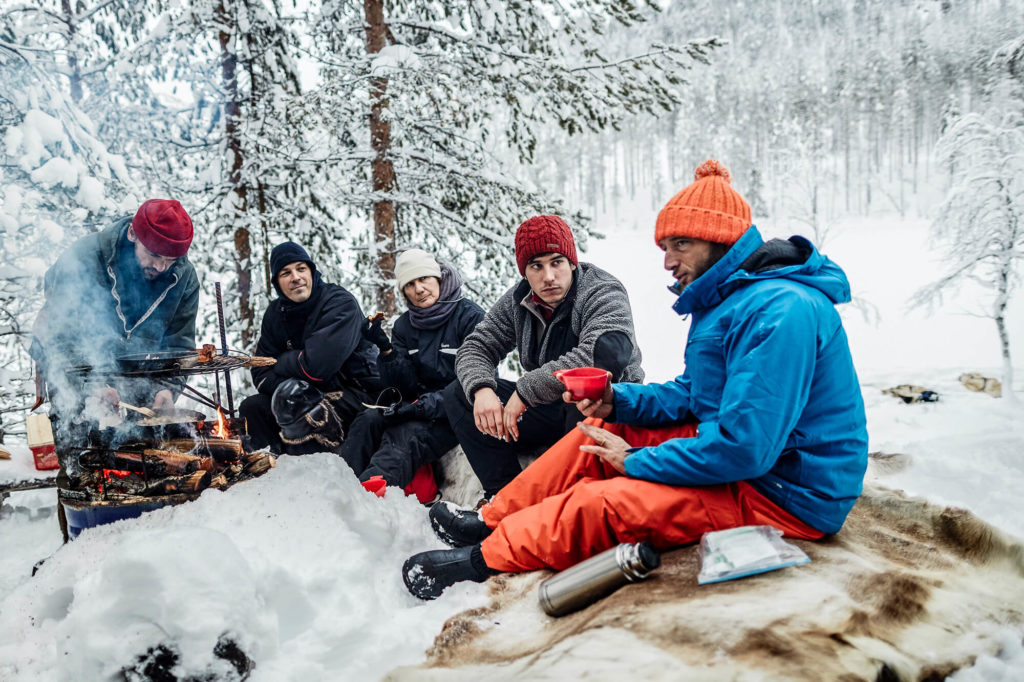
left=1, top=215, right=1023, bottom=680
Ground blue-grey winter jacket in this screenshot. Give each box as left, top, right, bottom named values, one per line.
left=614, top=226, right=868, bottom=534
left=34, top=217, right=199, bottom=371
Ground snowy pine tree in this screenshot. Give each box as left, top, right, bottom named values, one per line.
left=912, top=49, right=1024, bottom=399
left=308, top=0, right=719, bottom=314
left=0, top=4, right=136, bottom=436
left=102, top=0, right=316, bottom=350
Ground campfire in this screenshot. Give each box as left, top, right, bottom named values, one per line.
left=47, top=283, right=279, bottom=539
left=59, top=407, right=275, bottom=513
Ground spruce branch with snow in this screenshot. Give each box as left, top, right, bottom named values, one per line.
left=0, top=6, right=134, bottom=433
left=308, top=0, right=719, bottom=313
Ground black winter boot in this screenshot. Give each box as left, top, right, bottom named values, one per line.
left=429, top=501, right=493, bottom=548
left=402, top=545, right=496, bottom=600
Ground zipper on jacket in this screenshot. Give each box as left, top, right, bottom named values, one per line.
left=108, top=264, right=180, bottom=342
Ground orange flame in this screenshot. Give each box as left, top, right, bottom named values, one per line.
left=99, top=468, right=134, bottom=495
left=213, top=407, right=229, bottom=438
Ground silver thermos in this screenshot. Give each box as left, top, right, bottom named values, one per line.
left=538, top=542, right=660, bottom=617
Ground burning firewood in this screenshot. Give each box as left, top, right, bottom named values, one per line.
left=79, top=449, right=200, bottom=478
left=142, top=449, right=206, bottom=473
left=161, top=438, right=243, bottom=462
left=241, top=453, right=275, bottom=477
left=81, top=469, right=148, bottom=496
left=197, top=438, right=245, bottom=462
left=148, top=470, right=211, bottom=495
left=241, top=451, right=266, bottom=465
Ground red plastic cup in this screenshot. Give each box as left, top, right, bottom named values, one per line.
left=361, top=475, right=387, bottom=497
left=553, top=367, right=612, bottom=402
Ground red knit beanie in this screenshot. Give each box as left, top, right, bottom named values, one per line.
left=514, top=215, right=578, bottom=275
left=655, top=160, right=752, bottom=246
left=131, top=199, right=194, bottom=258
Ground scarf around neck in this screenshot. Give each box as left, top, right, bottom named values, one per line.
left=406, top=263, right=464, bottom=330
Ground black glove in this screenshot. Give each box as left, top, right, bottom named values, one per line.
left=364, top=315, right=392, bottom=353
left=382, top=400, right=423, bottom=423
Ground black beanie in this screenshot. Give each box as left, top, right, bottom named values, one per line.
left=270, top=242, right=317, bottom=296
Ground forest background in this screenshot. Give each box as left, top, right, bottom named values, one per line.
left=1, top=0, right=1023, bottom=439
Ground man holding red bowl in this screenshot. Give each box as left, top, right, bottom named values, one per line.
left=440, top=215, right=644, bottom=501
left=404, top=160, right=868, bottom=600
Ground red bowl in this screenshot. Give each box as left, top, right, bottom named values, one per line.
left=553, top=367, right=611, bottom=401
left=361, top=475, right=387, bottom=497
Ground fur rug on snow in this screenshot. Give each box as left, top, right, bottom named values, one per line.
left=391, top=453, right=1024, bottom=681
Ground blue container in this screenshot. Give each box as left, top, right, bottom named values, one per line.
left=61, top=495, right=189, bottom=539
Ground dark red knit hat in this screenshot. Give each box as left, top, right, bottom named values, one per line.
left=514, top=215, right=578, bottom=275
left=131, top=199, right=194, bottom=258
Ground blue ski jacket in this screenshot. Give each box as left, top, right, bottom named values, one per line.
left=615, top=226, right=868, bottom=534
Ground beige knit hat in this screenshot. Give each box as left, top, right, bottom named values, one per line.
left=395, top=249, right=442, bottom=290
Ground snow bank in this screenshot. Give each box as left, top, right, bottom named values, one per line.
left=0, top=455, right=488, bottom=681
left=2, top=215, right=1022, bottom=680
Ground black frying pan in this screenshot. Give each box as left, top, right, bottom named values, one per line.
left=115, top=350, right=199, bottom=373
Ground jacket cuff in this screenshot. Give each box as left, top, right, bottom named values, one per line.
left=514, top=377, right=541, bottom=408
left=465, top=376, right=498, bottom=401
left=623, top=447, right=653, bottom=478
left=608, top=384, right=636, bottom=422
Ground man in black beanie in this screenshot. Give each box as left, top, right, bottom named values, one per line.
left=240, top=241, right=382, bottom=454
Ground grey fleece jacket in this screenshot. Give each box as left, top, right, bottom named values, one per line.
left=455, top=262, right=644, bottom=407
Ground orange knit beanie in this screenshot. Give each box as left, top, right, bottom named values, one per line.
left=654, top=160, right=752, bottom=246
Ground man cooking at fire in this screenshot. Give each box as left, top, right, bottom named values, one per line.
left=33, top=198, right=199, bottom=410
left=31, top=198, right=200, bottom=540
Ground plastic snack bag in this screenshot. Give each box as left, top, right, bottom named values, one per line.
left=697, top=525, right=810, bottom=585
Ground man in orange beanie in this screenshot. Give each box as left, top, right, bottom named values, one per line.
left=404, top=161, right=868, bottom=600
left=440, top=214, right=645, bottom=501
left=31, top=199, right=200, bottom=540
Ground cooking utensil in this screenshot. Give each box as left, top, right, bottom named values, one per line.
left=118, top=402, right=157, bottom=418
left=116, top=350, right=200, bottom=373
left=136, top=408, right=207, bottom=426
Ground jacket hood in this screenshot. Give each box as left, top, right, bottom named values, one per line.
left=270, top=241, right=323, bottom=297
left=672, top=226, right=852, bottom=315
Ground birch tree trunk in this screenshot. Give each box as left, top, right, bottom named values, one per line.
left=995, top=186, right=1019, bottom=403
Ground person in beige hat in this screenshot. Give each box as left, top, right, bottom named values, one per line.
left=340, top=248, right=485, bottom=502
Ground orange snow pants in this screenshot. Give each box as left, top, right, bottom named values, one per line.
left=479, top=418, right=823, bottom=572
